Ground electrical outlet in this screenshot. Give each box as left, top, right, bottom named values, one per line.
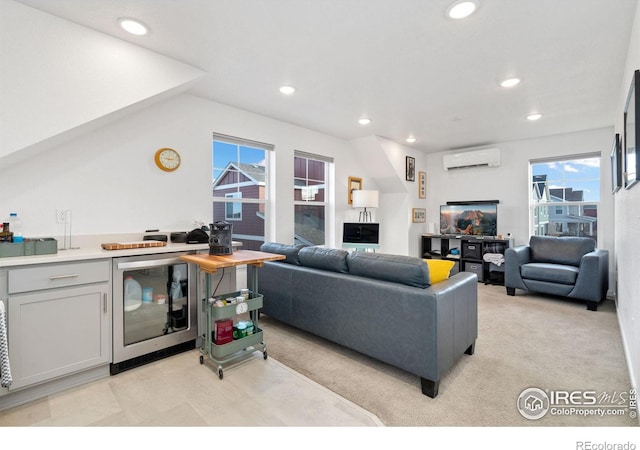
left=56, top=209, right=66, bottom=224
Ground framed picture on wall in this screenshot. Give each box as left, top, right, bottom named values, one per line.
left=611, top=133, right=622, bottom=194
left=418, top=171, right=426, bottom=198
left=624, top=69, right=640, bottom=190
left=412, top=208, right=426, bottom=223
left=406, top=156, right=415, bottom=181
left=348, top=176, right=362, bottom=204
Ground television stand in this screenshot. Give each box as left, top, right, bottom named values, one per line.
left=421, top=234, right=512, bottom=285
left=342, top=243, right=380, bottom=253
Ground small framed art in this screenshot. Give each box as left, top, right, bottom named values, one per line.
left=406, top=156, right=415, bottom=181
left=348, top=176, right=362, bottom=204
left=418, top=171, right=426, bottom=198
left=412, top=208, right=426, bottom=223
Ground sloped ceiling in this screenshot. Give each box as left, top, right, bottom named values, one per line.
left=9, top=0, right=639, bottom=153
left=0, top=0, right=205, bottom=166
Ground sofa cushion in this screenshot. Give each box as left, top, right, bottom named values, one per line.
left=298, top=247, right=349, bottom=273
left=347, top=252, right=430, bottom=288
left=423, top=259, right=456, bottom=284
left=529, top=236, right=595, bottom=267
left=260, top=242, right=307, bottom=265
left=521, top=262, right=579, bottom=285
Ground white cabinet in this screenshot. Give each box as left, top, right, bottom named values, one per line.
left=6, top=260, right=110, bottom=390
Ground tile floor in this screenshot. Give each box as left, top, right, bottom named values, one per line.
left=0, top=349, right=383, bottom=428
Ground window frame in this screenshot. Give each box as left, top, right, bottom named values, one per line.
left=212, top=133, right=273, bottom=250
left=293, top=151, right=333, bottom=246
left=529, top=154, right=601, bottom=243
left=224, top=192, right=242, bottom=221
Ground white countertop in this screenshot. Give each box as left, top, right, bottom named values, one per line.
left=0, top=233, right=219, bottom=267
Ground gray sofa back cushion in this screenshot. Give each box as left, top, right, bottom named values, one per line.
left=298, top=247, right=350, bottom=273
left=346, top=252, right=430, bottom=288
left=260, top=242, right=307, bottom=265
left=529, top=236, right=595, bottom=267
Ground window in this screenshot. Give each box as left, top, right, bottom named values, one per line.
left=530, top=155, right=600, bottom=242
left=294, top=151, right=333, bottom=245
left=213, top=133, right=272, bottom=251
left=225, top=192, right=242, bottom=220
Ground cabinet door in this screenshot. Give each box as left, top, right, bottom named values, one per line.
left=8, top=284, right=110, bottom=390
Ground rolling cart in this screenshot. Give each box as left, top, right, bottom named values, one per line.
left=180, top=250, right=286, bottom=379
left=201, top=291, right=265, bottom=379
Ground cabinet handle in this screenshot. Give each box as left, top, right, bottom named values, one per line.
left=117, top=258, right=183, bottom=270
left=103, top=293, right=107, bottom=314
left=48, top=273, right=79, bottom=280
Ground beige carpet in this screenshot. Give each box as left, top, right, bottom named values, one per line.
left=259, top=283, right=638, bottom=427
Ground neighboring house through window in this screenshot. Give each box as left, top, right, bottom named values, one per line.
left=213, top=133, right=272, bottom=251
left=294, top=151, right=333, bottom=246
left=530, top=155, right=600, bottom=242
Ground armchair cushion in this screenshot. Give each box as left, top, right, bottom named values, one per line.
left=521, top=263, right=580, bottom=285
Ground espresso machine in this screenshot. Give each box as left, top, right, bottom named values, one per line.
left=209, top=221, right=233, bottom=255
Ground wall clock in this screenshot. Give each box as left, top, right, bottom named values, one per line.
left=154, top=147, right=181, bottom=172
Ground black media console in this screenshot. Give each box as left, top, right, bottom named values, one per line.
left=421, top=234, right=513, bottom=285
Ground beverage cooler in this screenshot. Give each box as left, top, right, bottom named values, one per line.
left=111, top=252, right=198, bottom=374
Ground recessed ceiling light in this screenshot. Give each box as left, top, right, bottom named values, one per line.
left=279, top=85, right=296, bottom=95
left=119, top=18, right=148, bottom=36
left=500, top=77, right=521, bottom=88
left=406, top=136, right=416, bottom=143
left=446, top=1, right=479, bottom=19
left=527, top=113, right=542, bottom=121
left=358, top=117, right=371, bottom=126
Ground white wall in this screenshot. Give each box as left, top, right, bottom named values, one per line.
left=376, top=138, right=429, bottom=257
left=425, top=129, right=614, bottom=250
left=349, top=136, right=429, bottom=257
left=0, top=93, right=367, bottom=247
left=613, top=0, right=640, bottom=395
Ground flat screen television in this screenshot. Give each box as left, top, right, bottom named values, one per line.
left=342, top=222, right=380, bottom=244
left=440, top=203, right=497, bottom=237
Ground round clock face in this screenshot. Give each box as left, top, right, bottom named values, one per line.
left=154, top=148, right=181, bottom=172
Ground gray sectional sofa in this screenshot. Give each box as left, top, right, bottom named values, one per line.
left=250, top=243, right=478, bottom=398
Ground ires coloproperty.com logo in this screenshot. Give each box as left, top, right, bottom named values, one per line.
left=517, top=387, right=637, bottom=420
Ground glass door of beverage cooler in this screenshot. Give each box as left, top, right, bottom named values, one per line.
left=123, top=262, right=188, bottom=345
left=112, top=253, right=198, bottom=372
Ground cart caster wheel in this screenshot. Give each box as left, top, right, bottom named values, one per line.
left=199, top=355, right=204, bottom=364
left=218, top=368, right=223, bottom=380
left=263, top=350, right=268, bottom=360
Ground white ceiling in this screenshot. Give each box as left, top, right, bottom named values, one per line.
left=13, top=0, right=639, bottom=153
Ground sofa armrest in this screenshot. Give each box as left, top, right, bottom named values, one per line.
left=427, top=272, right=478, bottom=382
left=505, top=245, right=531, bottom=290
left=569, top=249, right=609, bottom=302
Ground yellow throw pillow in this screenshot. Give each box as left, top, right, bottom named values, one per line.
left=423, top=259, right=456, bottom=284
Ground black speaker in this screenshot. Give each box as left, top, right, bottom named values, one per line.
left=209, top=221, right=233, bottom=255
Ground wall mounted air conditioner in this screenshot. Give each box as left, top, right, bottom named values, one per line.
left=442, top=147, right=501, bottom=170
